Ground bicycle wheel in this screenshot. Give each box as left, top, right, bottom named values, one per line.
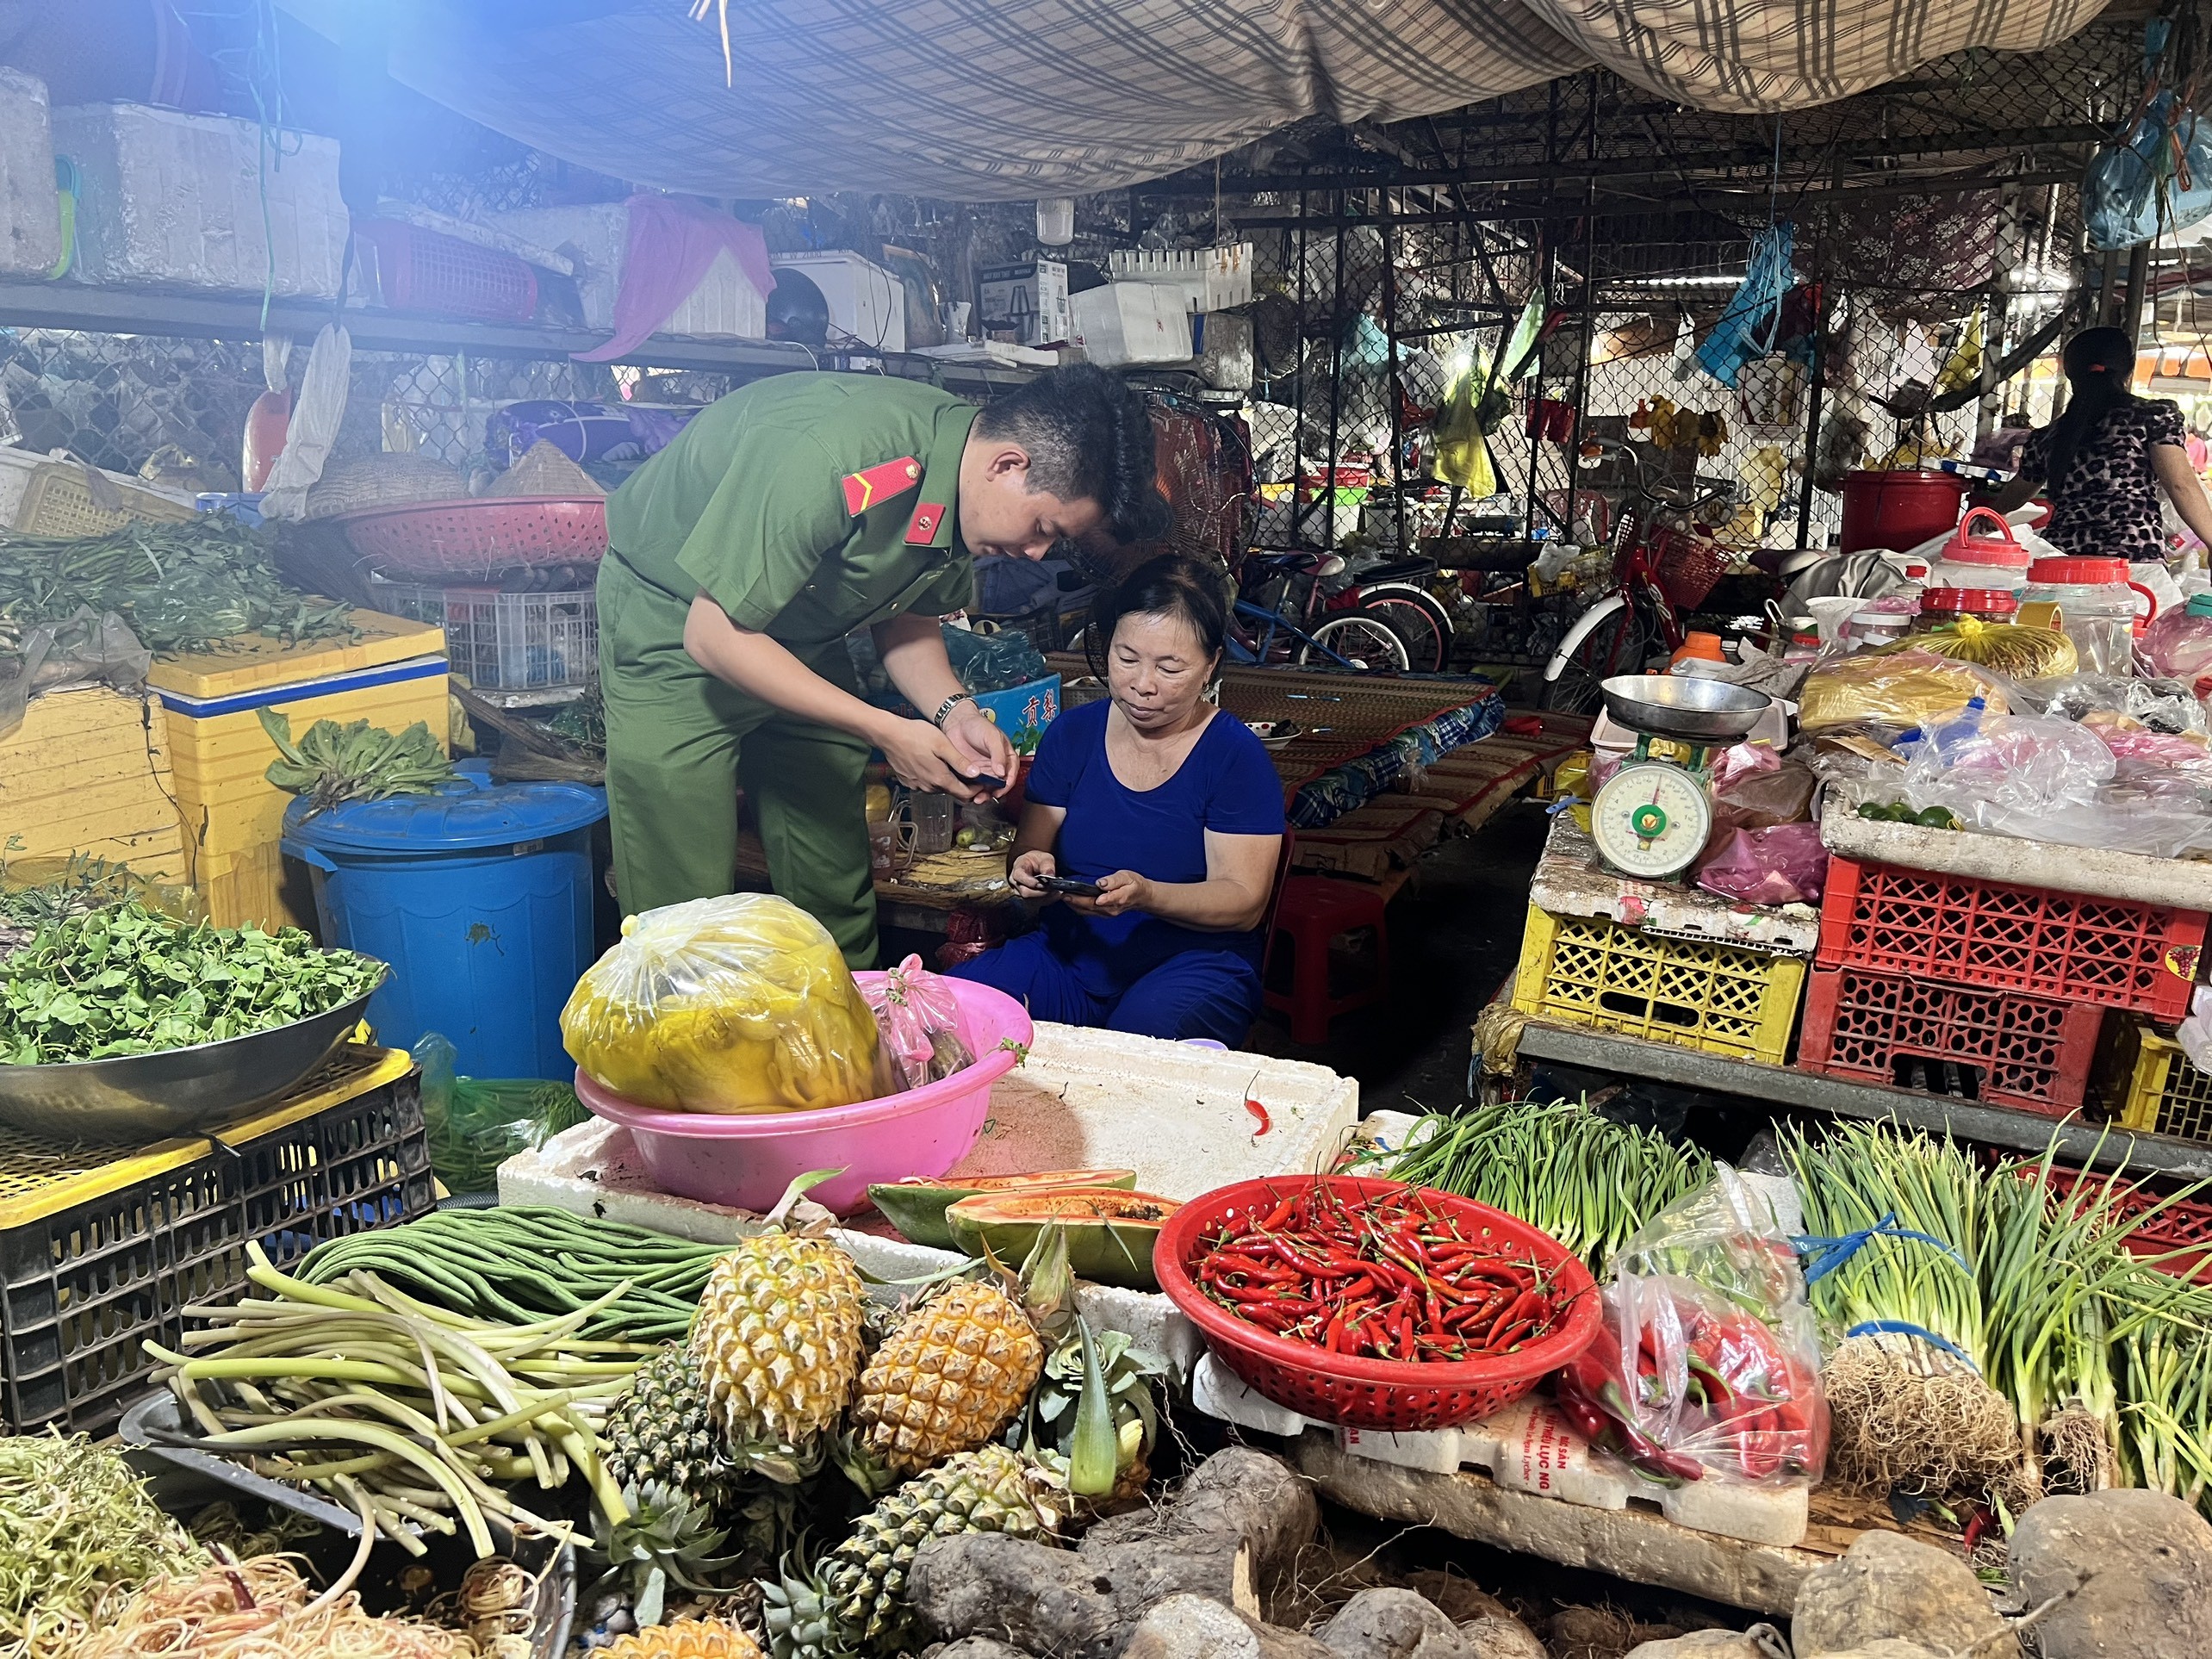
left=1539, top=599, right=1657, bottom=713
left=1299, top=614, right=1411, bottom=673
left=1356, top=587, right=1454, bottom=674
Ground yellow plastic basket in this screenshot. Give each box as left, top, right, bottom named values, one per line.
left=2116, top=1030, right=2212, bottom=1146
left=1510, top=903, right=1806, bottom=1066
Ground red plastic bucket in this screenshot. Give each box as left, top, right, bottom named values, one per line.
left=1839, top=470, right=1969, bottom=554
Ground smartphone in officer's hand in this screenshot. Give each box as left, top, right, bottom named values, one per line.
left=1033, top=873, right=1103, bottom=898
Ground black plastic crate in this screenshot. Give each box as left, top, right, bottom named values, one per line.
left=0, top=1047, right=431, bottom=1436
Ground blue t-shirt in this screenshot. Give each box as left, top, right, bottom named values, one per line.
left=1024, top=699, right=1286, bottom=994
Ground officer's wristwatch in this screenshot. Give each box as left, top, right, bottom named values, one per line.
left=930, top=693, right=975, bottom=729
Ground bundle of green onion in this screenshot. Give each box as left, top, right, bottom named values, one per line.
left=1355, top=1097, right=1709, bottom=1271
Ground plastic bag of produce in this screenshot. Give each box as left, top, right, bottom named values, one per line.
left=561, top=893, right=890, bottom=1113
left=1799, top=649, right=2004, bottom=734
left=1556, top=1166, right=1828, bottom=1486
left=863, top=954, right=976, bottom=1092
left=1693, top=823, right=1828, bottom=906
left=415, top=1031, right=590, bottom=1190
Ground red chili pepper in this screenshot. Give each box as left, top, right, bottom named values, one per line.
left=1245, top=1071, right=1271, bottom=1136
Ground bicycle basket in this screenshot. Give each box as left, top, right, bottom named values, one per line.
left=1651, top=526, right=1730, bottom=612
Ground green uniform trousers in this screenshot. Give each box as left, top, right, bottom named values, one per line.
left=597, top=557, right=878, bottom=968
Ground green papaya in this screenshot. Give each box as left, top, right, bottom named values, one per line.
left=945, top=1189, right=1180, bottom=1289
left=867, top=1168, right=1138, bottom=1250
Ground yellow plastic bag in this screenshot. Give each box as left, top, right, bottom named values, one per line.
left=562, top=893, right=888, bottom=1113
left=1799, top=649, right=2006, bottom=733
left=1880, top=618, right=2078, bottom=679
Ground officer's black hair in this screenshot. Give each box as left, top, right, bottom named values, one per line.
left=973, top=364, right=1171, bottom=545
left=1096, top=553, right=1228, bottom=661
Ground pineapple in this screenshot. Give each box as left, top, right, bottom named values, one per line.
left=690, top=1231, right=867, bottom=1482
left=606, top=1345, right=744, bottom=1519
left=844, top=1280, right=1045, bottom=1490
left=605, top=1619, right=767, bottom=1659
left=762, top=1445, right=1059, bottom=1659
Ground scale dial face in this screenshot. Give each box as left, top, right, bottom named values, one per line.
left=1591, top=761, right=1713, bottom=880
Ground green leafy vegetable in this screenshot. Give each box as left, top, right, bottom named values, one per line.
left=259, top=707, right=460, bottom=815
left=0, top=901, right=384, bottom=1064
left=0, top=516, right=357, bottom=663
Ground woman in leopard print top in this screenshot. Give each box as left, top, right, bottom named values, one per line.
left=2005, top=326, right=2212, bottom=562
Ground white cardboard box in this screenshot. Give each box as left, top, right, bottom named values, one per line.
left=772, top=250, right=906, bottom=354
left=1071, top=282, right=1195, bottom=367
left=53, top=103, right=347, bottom=297
left=488, top=202, right=767, bottom=339
left=979, top=258, right=1072, bottom=348
left=0, top=70, right=59, bottom=279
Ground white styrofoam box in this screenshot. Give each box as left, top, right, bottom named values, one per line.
left=487, top=202, right=766, bottom=339
left=500, top=1116, right=1204, bottom=1378
left=0, top=70, right=59, bottom=279
left=53, top=103, right=347, bottom=298
left=978, top=258, right=1072, bottom=348
left=0, top=444, right=50, bottom=528
left=1195, top=313, right=1254, bottom=392
left=772, top=250, right=906, bottom=353
left=1108, top=244, right=1256, bottom=312
left=1185, top=1364, right=1809, bottom=1549
left=1071, top=282, right=1195, bottom=367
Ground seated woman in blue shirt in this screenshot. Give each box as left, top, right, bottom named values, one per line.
left=950, top=555, right=1285, bottom=1044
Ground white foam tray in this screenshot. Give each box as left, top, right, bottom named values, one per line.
left=1190, top=1352, right=1808, bottom=1549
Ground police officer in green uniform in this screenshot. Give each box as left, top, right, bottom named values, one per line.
left=598, top=364, right=1165, bottom=967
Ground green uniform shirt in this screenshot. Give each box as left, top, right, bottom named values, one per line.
left=604, top=375, right=980, bottom=647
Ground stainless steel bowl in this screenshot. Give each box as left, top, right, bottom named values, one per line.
left=1600, top=674, right=1774, bottom=743
left=0, top=963, right=388, bottom=1143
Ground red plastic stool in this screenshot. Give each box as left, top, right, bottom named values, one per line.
left=1264, top=876, right=1391, bottom=1044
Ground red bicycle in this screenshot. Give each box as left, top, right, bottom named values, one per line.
left=1538, top=446, right=1738, bottom=712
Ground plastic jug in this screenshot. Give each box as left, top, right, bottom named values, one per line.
left=1669, top=631, right=1729, bottom=675
left=2022, top=555, right=2159, bottom=675
left=1916, top=587, right=2019, bottom=631
left=2144, top=591, right=2212, bottom=693
left=1924, top=507, right=2031, bottom=592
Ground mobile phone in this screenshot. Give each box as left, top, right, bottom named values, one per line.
left=966, top=774, right=1005, bottom=793
left=1034, top=874, right=1103, bottom=898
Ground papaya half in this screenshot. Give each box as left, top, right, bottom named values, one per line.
left=868, top=1168, right=1138, bottom=1251
left=945, top=1188, right=1180, bottom=1289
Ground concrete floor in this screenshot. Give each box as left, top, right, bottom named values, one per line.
left=1246, top=805, right=1549, bottom=1115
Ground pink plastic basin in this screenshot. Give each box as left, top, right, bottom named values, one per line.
left=572, top=974, right=1030, bottom=1214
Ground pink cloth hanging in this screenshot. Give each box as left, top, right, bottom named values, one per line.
left=572, top=196, right=776, bottom=363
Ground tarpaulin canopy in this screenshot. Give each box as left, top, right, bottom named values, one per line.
left=282, top=0, right=2105, bottom=203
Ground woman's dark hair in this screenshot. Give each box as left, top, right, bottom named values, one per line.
left=1093, top=554, right=1228, bottom=662
left=2043, top=326, right=2143, bottom=491
left=972, top=365, right=1171, bottom=545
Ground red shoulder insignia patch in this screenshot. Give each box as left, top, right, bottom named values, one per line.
left=904, top=502, right=948, bottom=544
left=841, top=456, right=923, bottom=517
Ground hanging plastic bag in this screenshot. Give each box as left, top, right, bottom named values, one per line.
left=2085, top=90, right=2212, bottom=252
left=1556, top=1167, right=1829, bottom=1487
left=561, top=893, right=890, bottom=1113
left=863, top=954, right=977, bottom=1092
left=1697, top=223, right=1797, bottom=389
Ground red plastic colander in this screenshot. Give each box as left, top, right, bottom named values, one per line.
left=337, top=496, right=608, bottom=577
left=1154, top=1176, right=1600, bottom=1431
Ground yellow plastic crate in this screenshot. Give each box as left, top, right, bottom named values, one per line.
left=1510, top=903, right=1806, bottom=1066
left=0, top=1046, right=428, bottom=1435
left=146, top=606, right=444, bottom=699
left=2116, top=1030, right=2212, bottom=1146
left=0, top=687, right=187, bottom=884
left=192, top=841, right=320, bottom=933
left=158, top=642, right=448, bottom=926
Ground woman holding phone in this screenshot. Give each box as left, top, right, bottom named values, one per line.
left=949, top=555, right=1285, bottom=1043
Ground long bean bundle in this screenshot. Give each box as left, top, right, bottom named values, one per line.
left=295, top=1206, right=730, bottom=1342
left=150, top=1242, right=654, bottom=1560
left=1356, top=1099, right=1709, bottom=1271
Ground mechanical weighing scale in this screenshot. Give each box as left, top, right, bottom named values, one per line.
left=1590, top=675, right=1778, bottom=881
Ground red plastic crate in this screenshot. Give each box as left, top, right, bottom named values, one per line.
left=1799, top=965, right=2105, bottom=1116
left=1817, top=857, right=2206, bottom=1021
left=354, top=219, right=539, bottom=323
left=2035, top=1166, right=2212, bottom=1282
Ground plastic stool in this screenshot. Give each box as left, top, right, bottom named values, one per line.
left=1264, top=876, right=1391, bottom=1044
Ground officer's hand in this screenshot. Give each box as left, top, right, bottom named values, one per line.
left=941, top=704, right=1020, bottom=802
left=880, top=718, right=984, bottom=798
left=1009, top=850, right=1057, bottom=898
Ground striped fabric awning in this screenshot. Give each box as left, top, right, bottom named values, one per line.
left=281, top=0, right=2105, bottom=202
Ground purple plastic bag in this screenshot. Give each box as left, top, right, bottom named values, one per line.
left=1694, top=823, right=1829, bottom=907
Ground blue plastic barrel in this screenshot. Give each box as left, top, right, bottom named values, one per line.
left=282, top=764, right=606, bottom=1079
